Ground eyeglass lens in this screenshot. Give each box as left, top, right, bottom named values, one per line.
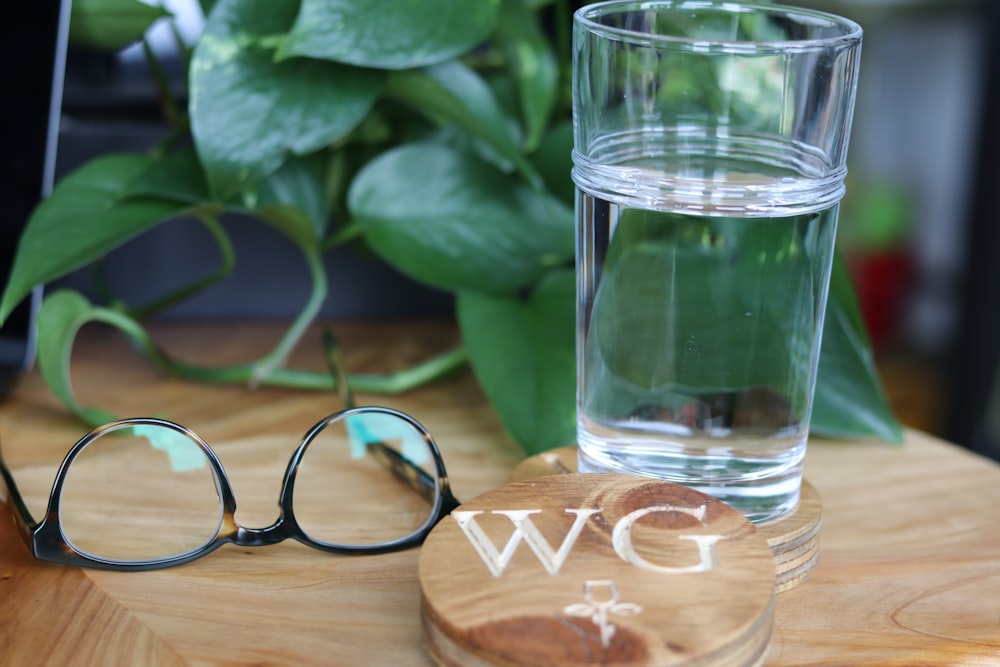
left=60, top=422, right=222, bottom=562
left=294, top=411, right=440, bottom=546
left=55, top=411, right=441, bottom=563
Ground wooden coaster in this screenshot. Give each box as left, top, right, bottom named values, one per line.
left=420, top=473, right=775, bottom=667
left=509, top=446, right=822, bottom=593
left=757, top=481, right=822, bottom=593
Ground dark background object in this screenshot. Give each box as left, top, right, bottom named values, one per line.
left=946, top=0, right=1000, bottom=460
left=0, top=0, right=70, bottom=395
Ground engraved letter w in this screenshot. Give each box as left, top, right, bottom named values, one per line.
left=452, top=509, right=599, bottom=577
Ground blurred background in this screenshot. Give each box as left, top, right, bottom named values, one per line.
left=4, top=0, right=999, bottom=459
left=790, top=0, right=1000, bottom=463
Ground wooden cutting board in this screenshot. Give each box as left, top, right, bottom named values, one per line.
left=1, top=322, right=1000, bottom=665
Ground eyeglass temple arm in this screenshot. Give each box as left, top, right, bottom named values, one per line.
left=325, top=327, right=429, bottom=500
left=323, top=328, right=457, bottom=510
left=365, top=440, right=439, bottom=505
left=322, top=328, right=355, bottom=410
left=0, top=437, right=40, bottom=547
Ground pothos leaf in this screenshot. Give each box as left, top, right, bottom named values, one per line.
left=0, top=154, right=187, bottom=324
left=457, top=270, right=576, bottom=454
left=495, top=0, right=559, bottom=150
left=531, top=121, right=575, bottom=206
left=252, top=154, right=330, bottom=242
left=811, top=254, right=904, bottom=442
left=35, top=290, right=148, bottom=426
left=70, top=0, right=170, bottom=51
left=127, top=148, right=212, bottom=204
left=349, top=143, right=572, bottom=294
left=384, top=61, right=541, bottom=186
left=279, top=0, right=500, bottom=69
left=189, top=0, right=382, bottom=198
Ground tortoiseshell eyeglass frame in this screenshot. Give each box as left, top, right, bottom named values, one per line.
left=0, top=331, right=461, bottom=571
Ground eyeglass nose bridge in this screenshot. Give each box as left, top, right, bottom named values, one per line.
left=228, top=517, right=297, bottom=548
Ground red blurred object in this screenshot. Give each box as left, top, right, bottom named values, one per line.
left=847, top=249, right=912, bottom=351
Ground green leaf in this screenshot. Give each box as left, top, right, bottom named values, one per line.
left=0, top=154, right=186, bottom=324
left=531, top=121, right=574, bottom=206
left=495, top=0, right=559, bottom=151
left=69, top=0, right=170, bottom=52
left=349, top=143, right=572, bottom=294
left=128, top=148, right=212, bottom=204
left=189, top=0, right=383, bottom=198
left=385, top=62, right=541, bottom=186
left=249, top=205, right=323, bottom=253
left=580, top=202, right=900, bottom=442
left=588, top=207, right=812, bottom=396
left=198, top=0, right=218, bottom=18
left=811, top=255, right=904, bottom=442
left=253, top=154, right=329, bottom=241
left=839, top=179, right=912, bottom=251
left=35, top=290, right=144, bottom=426
left=279, top=0, right=501, bottom=69
left=458, top=270, right=576, bottom=454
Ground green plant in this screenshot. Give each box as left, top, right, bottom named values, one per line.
left=0, top=0, right=901, bottom=454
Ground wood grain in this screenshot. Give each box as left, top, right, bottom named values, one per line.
left=0, top=321, right=998, bottom=665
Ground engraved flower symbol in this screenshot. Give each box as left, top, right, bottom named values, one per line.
left=563, top=580, right=643, bottom=648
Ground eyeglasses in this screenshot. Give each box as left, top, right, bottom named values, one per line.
left=0, top=332, right=461, bottom=571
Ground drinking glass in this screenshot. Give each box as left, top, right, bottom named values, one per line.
left=573, top=0, right=863, bottom=522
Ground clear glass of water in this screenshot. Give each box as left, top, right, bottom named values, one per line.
left=572, top=0, right=863, bottom=522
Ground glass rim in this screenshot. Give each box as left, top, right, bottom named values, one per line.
left=574, top=0, right=863, bottom=54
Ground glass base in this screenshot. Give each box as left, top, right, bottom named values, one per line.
left=577, top=437, right=804, bottom=524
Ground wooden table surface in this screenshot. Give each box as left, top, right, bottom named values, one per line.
left=1, top=322, right=998, bottom=666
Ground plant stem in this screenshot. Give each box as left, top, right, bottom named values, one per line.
left=323, top=220, right=363, bottom=250
left=142, top=35, right=187, bottom=139
left=257, top=345, right=470, bottom=393
left=247, top=247, right=328, bottom=386
left=131, top=326, right=468, bottom=393
left=127, top=213, right=236, bottom=319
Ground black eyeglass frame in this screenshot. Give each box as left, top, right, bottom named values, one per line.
left=0, top=406, right=461, bottom=571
